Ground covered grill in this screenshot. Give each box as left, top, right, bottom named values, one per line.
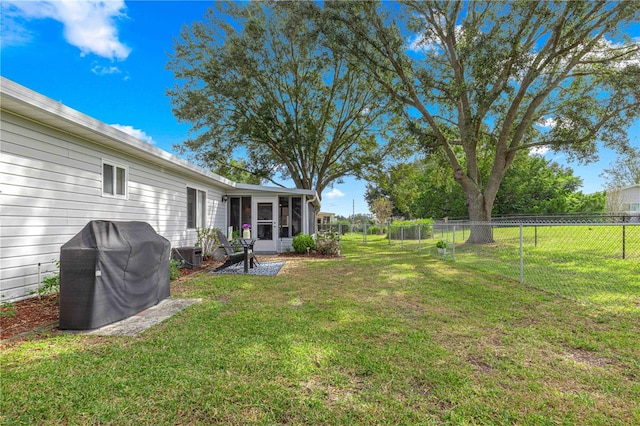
left=59, top=221, right=171, bottom=330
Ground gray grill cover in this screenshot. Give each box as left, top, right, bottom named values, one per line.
left=59, top=221, right=171, bottom=330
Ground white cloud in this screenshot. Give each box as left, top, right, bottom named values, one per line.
left=91, top=64, right=121, bottom=76
left=110, top=124, right=154, bottom=144
left=582, top=39, right=640, bottom=69
left=0, top=9, right=33, bottom=47
left=536, top=117, right=557, bottom=128
left=406, top=16, right=464, bottom=53
left=529, top=146, right=551, bottom=156
left=324, top=188, right=345, bottom=199
left=407, top=32, right=437, bottom=52
left=2, top=0, right=130, bottom=60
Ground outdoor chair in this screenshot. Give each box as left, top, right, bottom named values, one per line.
left=213, top=230, right=256, bottom=272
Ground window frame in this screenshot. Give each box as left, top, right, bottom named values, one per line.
left=187, top=186, right=207, bottom=229
left=102, top=160, right=128, bottom=199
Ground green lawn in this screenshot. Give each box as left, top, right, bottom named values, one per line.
left=2, top=235, right=639, bottom=425
left=385, top=224, right=640, bottom=314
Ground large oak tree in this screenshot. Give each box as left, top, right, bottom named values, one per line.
left=324, top=1, right=640, bottom=242
left=167, top=1, right=401, bottom=201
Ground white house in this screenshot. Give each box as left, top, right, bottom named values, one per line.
left=0, top=77, right=319, bottom=301
left=606, top=184, right=640, bottom=217
left=317, top=212, right=336, bottom=225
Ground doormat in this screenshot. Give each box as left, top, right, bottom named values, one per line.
left=211, top=261, right=285, bottom=276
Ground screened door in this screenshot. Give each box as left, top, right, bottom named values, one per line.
left=253, top=197, right=277, bottom=252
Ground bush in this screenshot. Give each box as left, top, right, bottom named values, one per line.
left=34, top=259, right=60, bottom=298
left=388, top=219, right=434, bottom=240
left=316, top=231, right=341, bottom=255
left=195, top=227, right=221, bottom=259
left=292, top=233, right=315, bottom=254
left=169, top=259, right=181, bottom=280
left=1, top=301, right=17, bottom=319
left=367, top=225, right=377, bottom=235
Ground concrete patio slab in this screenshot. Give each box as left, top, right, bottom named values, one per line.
left=63, top=298, right=201, bottom=337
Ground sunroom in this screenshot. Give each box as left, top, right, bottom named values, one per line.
left=225, top=185, right=319, bottom=254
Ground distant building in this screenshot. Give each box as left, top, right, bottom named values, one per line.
left=317, top=212, right=336, bottom=225
left=606, top=184, right=640, bottom=216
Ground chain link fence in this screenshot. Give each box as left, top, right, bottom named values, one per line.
left=325, top=221, right=639, bottom=314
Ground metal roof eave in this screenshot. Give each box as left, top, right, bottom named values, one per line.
left=0, top=77, right=237, bottom=190
left=234, top=183, right=317, bottom=197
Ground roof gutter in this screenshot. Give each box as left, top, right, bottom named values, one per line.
left=306, top=193, right=320, bottom=212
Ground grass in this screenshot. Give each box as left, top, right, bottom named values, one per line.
left=386, top=224, right=640, bottom=314
left=2, top=234, right=639, bottom=424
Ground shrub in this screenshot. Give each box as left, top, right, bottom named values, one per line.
left=195, top=227, right=221, bottom=259
left=388, top=219, right=434, bottom=240
left=367, top=225, right=381, bottom=235
left=34, top=259, right=60, bottom=299
left=316, top=231, right=341, bottom=255
left=169, top=259, right=182, bottom=280
left=292, top=233, right=315, bottom=254
left=1, top=301, right=17, bottom=319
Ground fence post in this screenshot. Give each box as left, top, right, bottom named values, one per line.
left=363, top=224, right=367, bottom=243
left=622, top=225, right=626, bottom=260
left=401, top=226, right=404, bottom=248
left=519, top=224, right=524, bottom=284
left=418, top=225, right=422, bottom=250
left=534, top=226, right=538, bottom=248
left=452, top=225, right=456, bottom=261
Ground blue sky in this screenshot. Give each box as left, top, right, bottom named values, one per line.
left=1, top=1, right=638, bottom=218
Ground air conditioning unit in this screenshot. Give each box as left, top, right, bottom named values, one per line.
left=171, top=246, right=203, bottom=269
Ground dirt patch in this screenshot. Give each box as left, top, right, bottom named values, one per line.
left=565, top=347, right=611, bottom=368
left=467, top=355, right=493, bottom=373
left=1, top=294, right=59, bottom=341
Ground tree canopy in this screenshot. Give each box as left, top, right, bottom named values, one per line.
left=366, top=152, right=605, bottom=219
left=601, top=147, right=640, bottom=189
left=167, top=1, right=402, bottom=200
left=323, top=0, right=640, bottom=242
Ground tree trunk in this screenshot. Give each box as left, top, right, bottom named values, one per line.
left=465, top=190, right=495, bottom=244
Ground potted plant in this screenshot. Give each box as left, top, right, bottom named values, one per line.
left=436, top=239, right=447, bottom=255
left=242, top=223, right=251, bottom=239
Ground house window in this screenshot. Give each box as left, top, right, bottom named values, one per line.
left=279, top=196, right=302, bottom=238
left=629, top=203, right=640, bottom=212
left=102, top=161, right=127, bottom=198
left=187, top=187, right=207, bottom=229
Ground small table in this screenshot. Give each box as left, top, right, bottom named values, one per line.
left=237, top=238, right=256, bottom=273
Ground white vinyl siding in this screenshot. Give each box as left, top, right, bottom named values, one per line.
left=0, top=112, right=226, bottom=301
